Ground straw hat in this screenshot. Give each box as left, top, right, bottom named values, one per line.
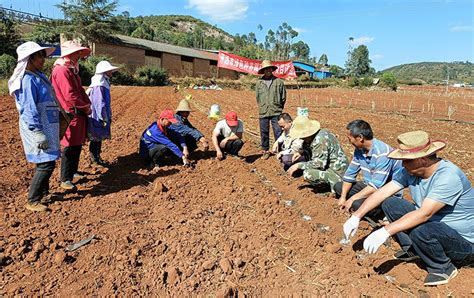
left=16, top=41, right=55, bottom=62
left=95, top=61, right=120, bottom=74
left=60, top=40, right=91, bottom=58
left=258, top=60, right=278, bottom=74
left=388, top=131, right=446, bottom=160
left=176, top=99, right=193, bottom=112
left=289, top=115, right=321, bottom=139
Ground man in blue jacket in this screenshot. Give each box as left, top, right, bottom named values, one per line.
left=171, top=99, right=209, bottom=152
left=139, top=109, right=190, bottom=168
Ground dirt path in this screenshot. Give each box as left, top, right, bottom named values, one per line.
left=1, top=86, right=473, bottom=296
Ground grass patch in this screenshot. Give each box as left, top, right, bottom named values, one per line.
left=0, top=79, right=8, bottom=96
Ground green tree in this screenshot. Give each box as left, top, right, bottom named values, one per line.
left=291, top=41, right=310, bottom=61
left=27, top=20, right=63, bottom=44
left=0, top=10, right=20, bottom=56
left=57, top=0, right=118, bottom=45
left=380, top=72, right=398, bottom=91
left=318, top=54, right=328, bottom=65
left=346, top=45, right=372, bottom=77
left=328, top=65, right=344, bottom=77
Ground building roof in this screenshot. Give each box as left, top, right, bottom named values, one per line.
left=112, top=35, right=219, bottom=61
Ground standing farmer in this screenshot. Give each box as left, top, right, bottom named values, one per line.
left=8, top=42, right=60, bottom=211
left=51, top=41, right=91, bottom=191
left=87, top=60, right=120, bottom=166
left=256, top=60, right=286, bottom=160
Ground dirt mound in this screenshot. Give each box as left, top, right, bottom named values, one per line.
left=1, top=86, right=472, bottom=295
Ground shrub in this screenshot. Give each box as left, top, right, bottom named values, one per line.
left=111, top=70, right=136, bottom=86
left=348, top=77, right=359, bottom=87
left=360, top=77, right=373, bottom=87
left=42, top=58, right=56, bottom=78
left=380, top=72, right=398, bottom=91
left=297, top=73, right=311, bottom=82
left=0, top=54, right=16, bottom=78
left=0, top=79, right=8, bottom=95
left=135, top=65, right=168, bottom=86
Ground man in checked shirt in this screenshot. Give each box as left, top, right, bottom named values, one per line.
left=335, top=120, right=403, bottom=216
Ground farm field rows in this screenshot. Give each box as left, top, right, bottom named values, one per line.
left=1, top=86, right=473, bottom=296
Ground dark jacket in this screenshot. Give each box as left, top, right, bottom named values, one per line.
left=255, top=76, right=286, bottom=117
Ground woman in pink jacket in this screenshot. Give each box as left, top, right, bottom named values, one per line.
left=51, top=41, right=91, bottom=191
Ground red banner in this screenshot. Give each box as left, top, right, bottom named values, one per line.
left=218, top=51, right=296, bottom=79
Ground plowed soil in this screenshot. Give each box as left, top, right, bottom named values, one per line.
left=1, top=86, right=473, bottom=296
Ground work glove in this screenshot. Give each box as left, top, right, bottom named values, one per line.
left=363, top=227, right=391, bottom=254
left=343, top=215, right=360, bottom=240
left=32, top=131, right=49, bottom=150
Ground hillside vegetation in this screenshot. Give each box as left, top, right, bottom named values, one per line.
left=381, top=61, right=474, bottom=84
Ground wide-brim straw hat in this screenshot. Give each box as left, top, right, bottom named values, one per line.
left=289, top=115, right=321, bottom=139
left=95, top=60, right=120, bottom=74
left=388, top=130, right=446, bottom=160
left=60, top=40, right=91, bottom=58
left=16, top=41, right=55, bottom=61
left=258, top=60, right=278, bottom=74
left=176, top=99, right=193, bottom=112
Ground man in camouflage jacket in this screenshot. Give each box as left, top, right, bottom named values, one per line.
left=287, top=116, right=349, bottom=192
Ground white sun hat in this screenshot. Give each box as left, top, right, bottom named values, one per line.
left=95, top=60, right=120, bottom=74
left=16, top=41, right=55, bottom=62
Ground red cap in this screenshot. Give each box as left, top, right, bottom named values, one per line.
left=159, top=109, right=177, bottom=123
left=225, top=111, right=238, bottom=126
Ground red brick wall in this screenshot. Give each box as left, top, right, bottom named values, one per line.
left=94, top=43, right=145, bottom=72
left=161, top=53, right=183, bottom=76
left=194, top=58, right=211, bottom=78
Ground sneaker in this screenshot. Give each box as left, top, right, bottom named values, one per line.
left=73, top=173, right=85, bottom=180
left=60, top=181, right=77, bottom=191
left=261, top=152, right=271, bottom=160
left=424, top=267, right=458, bottom=286
left=394, top=249, right=420, bottom=262
left=25, top=202, right=49, bottom=212
left=41, top=192, right=63, bottom=204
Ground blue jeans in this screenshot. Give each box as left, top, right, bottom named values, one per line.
left=381, top=196, right=474, bottom=274
left=259, top=116, right=281, bottom=151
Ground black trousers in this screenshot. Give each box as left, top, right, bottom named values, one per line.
left=259, top=116, right=282, bottom=151
left=149, top=144, right=180, bottom=166
left=28, top=161, right=55, bottom=203
left=217, top=136, right=244, bottom=156
left=89, top=140, right=102, bottom=161
left=61, top=145, right=82, bottom=182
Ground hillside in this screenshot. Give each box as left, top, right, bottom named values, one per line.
left=113, top=14, right=235, bottom=51
left=381, top=61, right=474, bottom=84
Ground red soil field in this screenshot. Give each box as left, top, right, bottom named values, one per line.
left=1, top=86, right=473, bottom=296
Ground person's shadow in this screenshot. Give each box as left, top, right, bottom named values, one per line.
left=62, top=152, right=179, bottom=200
left=244, top=153, right=263, bottom=163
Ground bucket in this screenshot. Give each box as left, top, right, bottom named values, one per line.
left=297, top=107, right=309, bottom=117
left=209, top=104, right=220, bottom=120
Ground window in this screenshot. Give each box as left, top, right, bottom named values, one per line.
left=145, top=50, right=162, bottom=58
left=210, top=60, right=217, bottom=66
left=181, top=55, right=194, bottom=62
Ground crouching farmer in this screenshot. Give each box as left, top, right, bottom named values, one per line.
left=286, top=116, right=348, bottom=192
left=343, top=131, right=474, bottom=286
left=212, top=111, right=244, bottom=160
left=139, top=109, right=190, bottom=168
left=271, top=113, right=304, bottom=170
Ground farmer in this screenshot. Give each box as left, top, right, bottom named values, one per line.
left=286, top=116, right=348, bottom=192
left=335, top=120, right=403, bottom=215
left=271, top=113, right=304, bottom=170
left=343, top=131, right=474, bottom=286
left=170, top=99, right=209, bottom=152
left=87, top=60, right=120, bottom=167
left=256, top=60, right=286, bottom=160
left=8, top=42, right=60, bottom=211
left=212, top=111, right=244, bottom=160
left=139, top=109, right=190, bottom=168
left=51, top=41, right=91, bottom=191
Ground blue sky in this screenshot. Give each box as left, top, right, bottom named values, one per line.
left=3, top=0, right=473, bottom=70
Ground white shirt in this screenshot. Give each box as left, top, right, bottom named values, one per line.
left=214, top=119, right=244, bottom=138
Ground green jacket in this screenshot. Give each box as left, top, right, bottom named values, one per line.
left=298, top=129, right=349, bottom=175
left=255, top=76, right=286, bottom=118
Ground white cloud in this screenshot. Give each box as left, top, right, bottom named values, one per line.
left=293, top=27, right=307, bottom=34
left=450, top=25, right=473, bottom=32
left=186, top=0, right=249, bottom=22
left=349, top=36, right=375, bottom=46
left=372, top=54, right=384, bottom=60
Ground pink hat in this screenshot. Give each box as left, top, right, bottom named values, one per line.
left=60, top=40, right=91, bottom=58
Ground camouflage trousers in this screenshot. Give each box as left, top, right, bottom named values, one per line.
left=303, top=168, right=343, bottom=192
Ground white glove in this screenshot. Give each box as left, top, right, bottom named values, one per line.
left=343, top=215, right=360, bottom=239
left=363, top=227, right=390, bottom=254
left=32, top=131, right=49, bottom=150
